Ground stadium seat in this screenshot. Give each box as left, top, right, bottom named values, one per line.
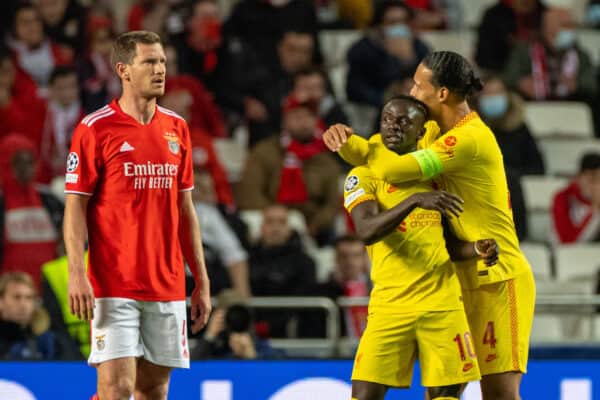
left=318, top=30, right=361, bottom=68
left=521, top=175, right=568, bottom=242
left=536, top=279, right=595, bottom=295
left=530, top=314, right=564, bottom=342
left=419, top=30, right=476, bottom=59
left=577, top=30, right=600, bottom=67
left=310, top=246, right=336, bottom=283
left=524, top=102, right=594, bottom=139
left=458, top=0, right=496, bottom=28
left=213, top=137, right=247, bottom=182
left=554, top=244, right=600, bottom=282
left=239, top=209, right=314, bottom=249
left=328, top=64, right=347, bottom=102
left=538, top=138, right=600, bottom=177
left=50, top=176, right=66, bottom=202
left=520, top=242, right=552, bottom=280
left=343, top=102, right=379, bottom=137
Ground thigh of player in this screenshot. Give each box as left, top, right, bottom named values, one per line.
left=352, top=310, right=421, bottom=389
left=140, top=300, right=190, bottom=369
left=89, top=297, right=144, bottom=366
left=416, top=308, right=481, bottom=388
left=462, top=271, right=536, bottom=376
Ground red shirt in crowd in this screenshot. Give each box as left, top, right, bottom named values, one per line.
left=552, top=181, right=600, bottom=243
left=64, top=100, right=194, bottom=301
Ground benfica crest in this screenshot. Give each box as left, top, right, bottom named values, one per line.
left=164, top=132, right=180, bottom=154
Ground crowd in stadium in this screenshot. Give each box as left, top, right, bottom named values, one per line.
left=0, top=0, right=599, bottom=362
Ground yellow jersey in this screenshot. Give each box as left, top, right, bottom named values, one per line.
left=339, top=113, right=530, bottom=289
left=343, top=165, right=463, bottom=312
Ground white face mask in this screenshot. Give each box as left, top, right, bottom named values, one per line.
left=554, top=29, right=576, bottom=50
left=384, top=23, right=411, bottom=39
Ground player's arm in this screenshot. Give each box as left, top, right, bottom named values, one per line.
left=351, top=191, right=464, bottom=245
left=179, top=190, right=212, bottom=333
left=64, top=194, right=94, bottom=321
left=323, top=123, right=370, bottom=166
left=442, top=218, right=499, bottom=266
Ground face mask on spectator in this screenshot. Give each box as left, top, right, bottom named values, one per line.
left=554, top=29, right=576, bottom=50
left=384, top=23, right=411, bottom=39
left=479, top=94, right=508, bottom=118
left=587, top=5, right=600, bottom=25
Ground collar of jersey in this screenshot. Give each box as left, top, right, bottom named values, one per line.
left=110, top=99, right=159, bottom=127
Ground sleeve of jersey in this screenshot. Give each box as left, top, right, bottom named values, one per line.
left=343, top=166, right=376, bottom=213
left=337, top=135, right=370, bottom=166
left=421, top=129, right=478, bottom=176
left=178, top=122, right=195, bottom=192
left=64, top=123, right=99, bottom=195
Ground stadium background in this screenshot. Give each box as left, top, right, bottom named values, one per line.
left=0, top=0, right=599, bottom=399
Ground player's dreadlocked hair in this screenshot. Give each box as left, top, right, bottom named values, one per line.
left=385, top=95, right=430, bottom=121
left=422, top=51, right=484, bottom=99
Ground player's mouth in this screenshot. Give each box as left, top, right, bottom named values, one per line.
left=151, top=77, right=164, bottom=86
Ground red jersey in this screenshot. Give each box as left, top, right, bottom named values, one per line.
left=64, top=100, right=194, bottom=301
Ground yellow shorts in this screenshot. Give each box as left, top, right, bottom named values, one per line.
left=462, top=270, right=536, bottom=376
left=351, top=309, right=481, bottom=388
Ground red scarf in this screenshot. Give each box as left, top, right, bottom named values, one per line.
left=0, top=134, right=58, bottom=289
left=530, top=42, right=579, bottom=100
left=276, top=133, right=326, bottom=204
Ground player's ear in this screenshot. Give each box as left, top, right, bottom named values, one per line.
left=116, top=62, right=130, bottom=81
left=438, top=87, right=449, bottom=103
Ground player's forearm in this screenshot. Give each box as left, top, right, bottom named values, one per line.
left=354, top=197, right=418, bottom=245
left=179, top=197, right=210, bottom=291
left=447, top=240, right=479, bottom=261
left=370, top=152, right=424, bottom=183
left=338, top=135, right=369, bottom=166
left=63, top=195, right=89, bottom=277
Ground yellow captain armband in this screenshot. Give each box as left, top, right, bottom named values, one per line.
left=410, top=148, right=443, bottom=180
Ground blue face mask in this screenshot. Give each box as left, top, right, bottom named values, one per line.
left=479, top=94, right=508, bottom=119
left=587, top=4, right=600, bottom=25
left=554, top=29, right=576, bottom=50
left=385, top=23, right=411, bottom=39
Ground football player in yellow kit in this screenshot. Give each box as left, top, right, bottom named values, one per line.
left=325, top=52, right=535, bottom=400
left=346, top=95, right=499, bottom=400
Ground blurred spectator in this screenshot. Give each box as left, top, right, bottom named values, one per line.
left=587, top=0, right=600, bottom=28
left=38, top=66, right=84, bottom=183
left=36, top=0, right=87, bottom=54
left=405, top=0, right=463, bottom=30
left=41, top=254, right=89, bottom=358
left=475, top=76, right=543, bottom=239
left=0, top=271, right=79, bottom=360
left=292, top=66, right=349, bottom=128
left=316, top=235, right=370, bottom=338
left=223, top=0, right=321, bottom=72
left=248, top=204, right=317, bottom=336
left=346, top=0, right=429, bottom=108
left=191, top=289, right=283, bottom=359
left=552, top=153, right=600, bottom=243
left=318, top=0, right=370, bottom=29
left=164, top=44, right=226, bottom=138
left=126, top=0, right=179, bottom=38
left=7, top=2, right=73, bottom=96
left=238, top=96, right=341, bottom=244
left=77, top=15, right=121, bottom=113
left=159, top=91, right=233, bottom=208
left=0, top=50, right=45, bottom=139
left=475, top=0, right=545, bottom=73
left=0, top=134, right=63, bottom=290
left=503, top=7, right=597, bottom=102
left=191, top=170, right=251, bottom=297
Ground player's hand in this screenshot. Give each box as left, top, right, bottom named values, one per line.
left=191, top=285, right=212, bottom=334
left=411, top=191, right=464, bottom=218
left=323, top=123, right=354, bottom=152
left=68, top=271, right=95, bottom=321
left=475, top=239, right=499, bottom=266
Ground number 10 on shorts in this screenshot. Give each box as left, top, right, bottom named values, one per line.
left=453, top=332, right=476, bottom=361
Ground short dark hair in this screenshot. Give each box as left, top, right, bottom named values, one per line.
left=110, top=30, right=162, bottom=68
left=334, top=234, right=363, bottom=248
left=49, top=65, right=77, bottom=84
left=372, top=0, right=414, bottom=26
left=384, top=94, right=430, bottom=121
left=422, top=51, right=484, bottom=99
left=580, top=153, right=600, bottom=172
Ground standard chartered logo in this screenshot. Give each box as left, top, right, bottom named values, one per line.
left=0, top=380, right=36, bottom=400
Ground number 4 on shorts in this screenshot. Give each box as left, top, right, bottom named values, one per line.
left=483, top=321, right=497, bottom=348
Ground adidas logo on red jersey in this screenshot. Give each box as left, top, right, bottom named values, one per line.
left=120, top=141, right=135, bottom=152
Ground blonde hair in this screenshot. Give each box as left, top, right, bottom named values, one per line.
left=110, top=30, right=162, bottom=68
left=0, top=271, right=36, bottom=298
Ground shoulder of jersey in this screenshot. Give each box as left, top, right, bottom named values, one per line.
left=156, top=105, right=186, bottom=123
left=80, top=105, right=117, bottom=127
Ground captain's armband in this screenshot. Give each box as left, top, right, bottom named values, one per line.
left=410, top=149, right=443, bottom=180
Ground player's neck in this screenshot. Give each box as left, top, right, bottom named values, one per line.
left=437, top=102, right=471, bottom=134
left=118, top=94, right=157, bottom=125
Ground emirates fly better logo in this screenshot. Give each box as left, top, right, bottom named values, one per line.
left=123, top=161, right=179, bottom=189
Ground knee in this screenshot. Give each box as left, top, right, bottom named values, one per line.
left=101, top=376, right=135, bottom=400
left=351, top=384, right=386, bottom=400
left=481, top=385, right=519, bottom=400
left=428, top=383, right=462, bottom=399
left=135, top=381, right=169, bottom=399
